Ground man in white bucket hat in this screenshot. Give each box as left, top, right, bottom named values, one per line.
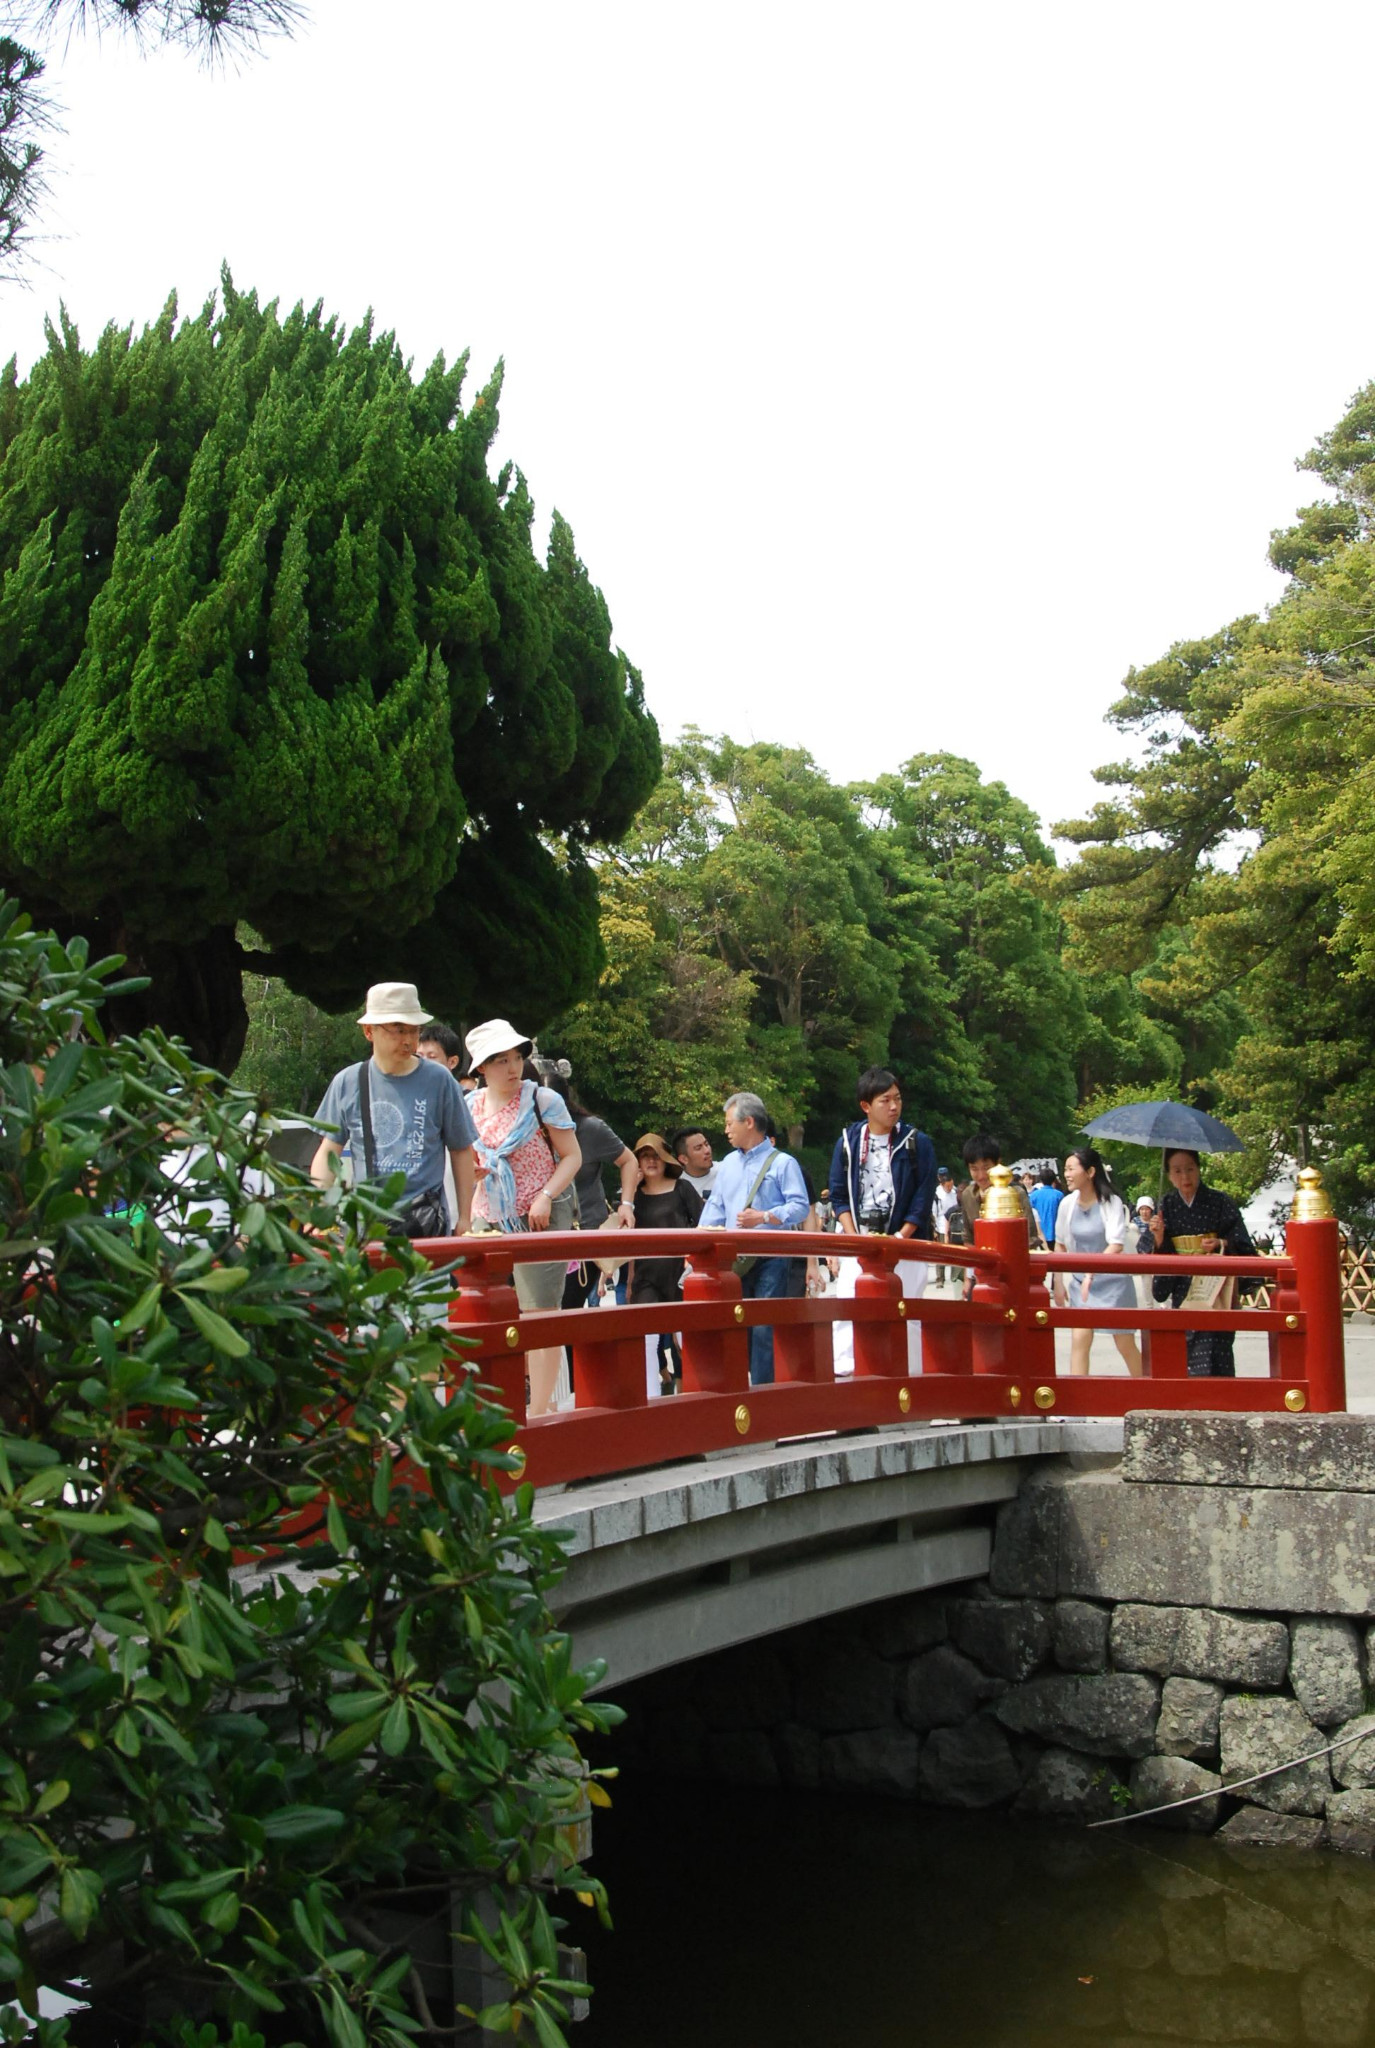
left=311, top=982, right=477, bottom=1235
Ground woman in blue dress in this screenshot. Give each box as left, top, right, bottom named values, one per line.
left=1053, top=1145, right=1143, bottom=1378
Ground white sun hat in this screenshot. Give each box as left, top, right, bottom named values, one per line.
left=464, top=1018, right=533, bottom=1069
left=357, top=981, right=433, bottom=1026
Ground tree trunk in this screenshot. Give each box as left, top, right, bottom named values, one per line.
left=92, top=918, right=251, bottom=1074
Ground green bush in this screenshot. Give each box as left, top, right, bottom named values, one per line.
left=0, top=900, right=616, bottom=2045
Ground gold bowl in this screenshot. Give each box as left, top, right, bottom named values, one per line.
left=1171, top=1234, right=1207, bottom=1255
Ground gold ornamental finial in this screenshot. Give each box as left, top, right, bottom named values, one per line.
left=982, top=1162, right=1025, bottom=1221
left=1291, top=1166, right=1335, bottom=1222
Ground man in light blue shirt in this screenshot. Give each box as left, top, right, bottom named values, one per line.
left=699, top=1091, right=810, bottom=1386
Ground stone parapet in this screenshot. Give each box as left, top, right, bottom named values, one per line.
left=1122, top=1410, right=1375, bottom=1491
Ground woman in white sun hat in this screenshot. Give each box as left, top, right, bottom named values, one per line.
left=464, top=1018, right=582, bottom=1417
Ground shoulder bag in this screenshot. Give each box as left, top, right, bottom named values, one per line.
left=734, top=1150, right=780, bottom=1279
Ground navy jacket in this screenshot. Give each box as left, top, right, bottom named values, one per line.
left=829, top=1120, right=938, bottom=1240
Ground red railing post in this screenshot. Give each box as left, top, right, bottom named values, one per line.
left=1286, top=1169, right=1347, bottom=1412
left=851, top=1240, right=906, bottom=1378
left=445, top=1237, right=527, bottom=1422
left=681, top=1240, right=750, bottom=1394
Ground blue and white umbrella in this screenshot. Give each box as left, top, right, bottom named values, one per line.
left=1081, top=1100, right=1244, bottom=1154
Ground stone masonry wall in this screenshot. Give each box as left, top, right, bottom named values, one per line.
left=613, top=1412, right=1375, bottom=1856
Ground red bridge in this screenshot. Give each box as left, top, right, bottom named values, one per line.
left=420, top=1168, right=1345, bottom=1491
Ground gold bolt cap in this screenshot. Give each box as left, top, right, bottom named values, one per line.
left=734, top=1403, right=751, bottom=1434
left=1285, top=1314, right=1299, bottom=1331
left=1291, top=1167, right=1335, bottom=1222
left=505, top=1326, right=520, bottom=1349
left=1008, top=1385, right=1022, bottom=1408
left=1284, top=1388, right=1307, bottom=1412
left=898, top=1299, right=907, bottom=1318
left=1005, top=1308, right=1018, bottom=1325
left=733, top=1303, right=745, bottom=1323
left=509, top=1444, right=527, bottom=1476
left=1034, top=1309, right=1049, bottom=1327
left=898, top=1387, right=912, bottom=1413
left=1033, top=1385, right=1056, bottom=1410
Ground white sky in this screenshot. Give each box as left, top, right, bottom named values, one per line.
left=9, top=0, right=1375, bottom=842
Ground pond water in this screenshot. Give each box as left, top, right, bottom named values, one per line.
left=579, top=1779, right=1375, bottom=2046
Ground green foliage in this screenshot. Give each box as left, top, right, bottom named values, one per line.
left=1055, top=375, right=1375, bottom=1220
left=0, top=899, right=617, bottom=2045
left=0, top=278, right=659, bottom=1069
left=548, top=737, right=1175, bottom=1164
left=232, top=975, right=364, bottom=1118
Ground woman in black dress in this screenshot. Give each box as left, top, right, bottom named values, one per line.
left=629, top=1133, right=703, bottom=1393
left=1147, top=1148, right=1255, bottom=1376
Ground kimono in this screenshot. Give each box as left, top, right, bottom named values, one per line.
left=1152, top=1181, right=1255, bottom=1376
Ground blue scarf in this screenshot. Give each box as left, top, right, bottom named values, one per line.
left=474, top=1081, right=543, bottom=1231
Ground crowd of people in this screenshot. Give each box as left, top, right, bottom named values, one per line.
left=310, top=981, right=1257, bottom=1414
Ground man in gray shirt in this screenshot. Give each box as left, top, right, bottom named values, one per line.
left=312, top=981, right=477, bottom=1230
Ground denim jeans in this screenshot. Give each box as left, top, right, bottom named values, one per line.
left=741, top=1255, right=792, bottom=1385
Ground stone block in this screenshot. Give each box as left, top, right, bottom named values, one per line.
left=1157, top=1677, right=1223, bottom=1762
left=1123, top=1410, right=1375, bottom=1492
left=1218, top=1808, right=1327, bottom=1852
left=794, top=1641, right=896, bottom=1731
left=994, top=1672, right=1161, bottom=1757
left=864, top=1592, right=949, bottom=1659
left=820, top=1726, right=921, bottom=1797
left=999, top=1464, right=1375, bottom=1615
left=1110, top=1603, right=1289, bottom=1687
left=1299, top=1954, right=1373, bottom=2048
left=917, top=1717, right=1022, bottom=1809
left=1121, top=1972, right=1297, bottom=2041
left=1224, top=1895, right=1319, bottom=1973
left=1289, top=1617, right=1365, bottom=1727
left=704, top=1729, right=778, bottom=1785
left=1012, top=1745, right=1124, bottom=1822
left=899, top=1644, right=1002, bottom=1732
left=1130, top=1754, right=1223, bottom=1833
left=1053, top=1598, right=1110, bottom=1673
left=948, top=1595, right=1052, bottom=1680
left=774, top=1722, right=821, bottom=1791
left=1326, top=1789, right=1375, bottom=1857
left=1220, top=1697, right=1331, bottom=1816
left=1330, top=1712, right=1375, bottom=1789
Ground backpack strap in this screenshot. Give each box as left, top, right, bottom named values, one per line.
left=356, top=1061, right=377, bottom=1180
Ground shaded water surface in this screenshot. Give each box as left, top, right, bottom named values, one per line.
left=580, top=1780, right=1375, bottom=2046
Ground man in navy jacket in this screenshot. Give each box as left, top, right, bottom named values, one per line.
left=828, top=1067, right=938, bottom=1374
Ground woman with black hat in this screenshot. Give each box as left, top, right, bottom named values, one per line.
left=629, top=1133, right=704, bottom=1394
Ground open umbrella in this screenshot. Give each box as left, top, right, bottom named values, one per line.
left=1081, top=1100, right=1244, bottom=1153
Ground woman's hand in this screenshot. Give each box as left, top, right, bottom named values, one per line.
left=528, top=1188, right=553, bottom=1231
left=1149, top=1211, right=1166, bottom=1246
left=1200, top=1233, right=1222, bottom=1254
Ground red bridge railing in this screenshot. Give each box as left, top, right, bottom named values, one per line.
left=406, top=1189, right=1345, bottom=1490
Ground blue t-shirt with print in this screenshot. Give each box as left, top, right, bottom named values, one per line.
left=317, top=1058, right=477, bottom=1201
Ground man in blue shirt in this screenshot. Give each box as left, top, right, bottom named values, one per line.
left=699, top=1091, right=810, bottom=1386
left=1029, top=1169, right=1062, bottom=1251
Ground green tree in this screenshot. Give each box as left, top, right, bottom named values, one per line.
left=0, top=897, right=616, bottom=2044
left=1054, top=377, right=1375, bottom=1217
left=859, top=754, right=1088, bottom=1160
left=0, top=277, right=660, bottom=1069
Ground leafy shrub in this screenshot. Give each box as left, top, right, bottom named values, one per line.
left=0, top=901, right=616, bottom=2045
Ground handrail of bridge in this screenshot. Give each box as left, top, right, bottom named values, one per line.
left=397, top=1188, right=1345, bottom=1489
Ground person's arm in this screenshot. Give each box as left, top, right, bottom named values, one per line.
left=526, top=1124, right=581, bottom=1231
left=748, top=1155, right=809, bottom=1231
left=898, top=1135, right=937, bottom=1241
left=827, top=1134, right=854, bottom=1227
left=698, top=1175, right=727, bottom=1228
left=612, top=1144, right=639, bottom=1225
left=449, top=1147, right=475, bottom=1232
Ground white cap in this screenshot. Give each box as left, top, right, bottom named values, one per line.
left=464, top=1018, right=532, bottom=1069
left=358, top=982, right=432, bottom=1026
left=1136, top=1196, right=1156, bottom=1211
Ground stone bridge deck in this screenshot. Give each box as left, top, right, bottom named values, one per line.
left=536, top=1418, right=1121, bottom=1688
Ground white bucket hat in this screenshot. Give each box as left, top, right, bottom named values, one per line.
left=464, top=1018, right=533, bottom=1070
left=358, top=981, right=433, bottom=1026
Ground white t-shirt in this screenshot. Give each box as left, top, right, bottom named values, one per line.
left=682, top=1166, right=717, bottom=1199
left=858, top=1132, right=895, bottom=1219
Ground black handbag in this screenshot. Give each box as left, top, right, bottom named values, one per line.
left=357, top=1061, right=450, bottom=1239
